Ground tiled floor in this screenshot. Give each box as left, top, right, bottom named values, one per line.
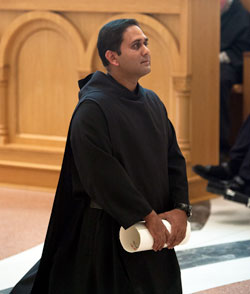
left=0, top=187, right=250, bottom=293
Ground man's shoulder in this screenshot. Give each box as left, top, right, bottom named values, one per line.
left=70, top=96, right=105, bottom=125
left=142, top=87, right=158, bottom=100
left=143, top=87, right=164, bottom=106
left=79, top=87, right=109, bottom=102
left=228, top=0, right=250, bottom=19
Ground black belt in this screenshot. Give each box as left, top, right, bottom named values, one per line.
left=90, top=200, right=103, bottom=209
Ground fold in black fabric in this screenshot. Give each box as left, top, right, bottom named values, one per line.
left=11, top=71, right=188, bottom=294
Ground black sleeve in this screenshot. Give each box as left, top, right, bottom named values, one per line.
left=70, top=100, right=152, bottom=229
left=167, top=119, right=189, bottom=205
left=222, top=5, right=250, bottom=69
left=226, top=26, right=250, bottom=68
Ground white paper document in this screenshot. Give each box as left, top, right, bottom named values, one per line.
left=120, top=220, right=191, bottom=253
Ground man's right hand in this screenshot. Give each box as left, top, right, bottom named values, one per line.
left=144, top=210, right=170, bottom=252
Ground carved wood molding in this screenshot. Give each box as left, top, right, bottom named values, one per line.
left=0, top=66, right=9, bottom=144
left=0, top=0, right=181, bottom=14
left=172, top=74, right=192, bottom=92
left=0, top=11, right=87, bottom=146
left=0, top=11, right=86, bottom=69
left=171, top=75, right=192, bottom=160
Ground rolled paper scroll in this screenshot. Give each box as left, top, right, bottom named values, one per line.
left=119, top=220, right=191, bottom=253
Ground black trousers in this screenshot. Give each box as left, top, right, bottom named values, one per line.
left=220, top=63, right=242, bottom=153
left=229, top=115, right=250, bottom=185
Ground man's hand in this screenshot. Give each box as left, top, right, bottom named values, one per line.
left=144, top=210, right=170, bottom=252
left=158, top=209, right=187, bottom=249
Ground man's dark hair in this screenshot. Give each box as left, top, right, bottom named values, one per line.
left=97, top=18, right=140, bottom=67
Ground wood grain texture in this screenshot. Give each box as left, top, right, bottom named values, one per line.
left=0, top=1, right=220, bottom=202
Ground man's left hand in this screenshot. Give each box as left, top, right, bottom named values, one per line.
left=158, top=209, right=187, bottom=249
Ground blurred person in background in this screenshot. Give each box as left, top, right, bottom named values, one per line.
left=219, top=0, right=250, bottom=158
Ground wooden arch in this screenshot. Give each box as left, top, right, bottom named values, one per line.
left=0, top=11, right=86, bottom=145
left=0, top=11, right=86, bottom=71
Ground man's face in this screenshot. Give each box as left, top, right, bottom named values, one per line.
left=115, top=25, right=151, bottom=80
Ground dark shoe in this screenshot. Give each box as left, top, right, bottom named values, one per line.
left=207, top=177, right=250, bottom=208
left=223, top=188, right=250, bottom=208
left=206, top=176, right=246, bottom=196
left=226, top=176, right=246, bottom=193
left=193, top=163, right=233, bottom=182
left=206, top=180, right=226, bottom=195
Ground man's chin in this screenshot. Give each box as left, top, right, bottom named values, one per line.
left=140, top=67, right=151, bottom=77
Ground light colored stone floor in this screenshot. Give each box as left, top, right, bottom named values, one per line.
left=0, top=186, right=250, bottom=293
left=0, top=187, right=53, bottom=259
left=196, top=280, right=250, bottom=294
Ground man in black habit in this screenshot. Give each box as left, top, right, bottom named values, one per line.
left=10, top=19, right=191, bottom=294
left=220, top=0, right=250, bottom=156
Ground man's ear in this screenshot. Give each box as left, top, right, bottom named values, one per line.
left=105, top=50, right=119, bottom=66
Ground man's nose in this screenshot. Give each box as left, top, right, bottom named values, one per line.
left=142, top=44, right=150, bottom=55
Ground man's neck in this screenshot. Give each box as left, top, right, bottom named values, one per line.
left=108, top=71, right=138, bottom=92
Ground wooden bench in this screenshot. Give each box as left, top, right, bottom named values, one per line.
left=229, top=52, right=250, bottom=145
left=242, top=51, right=250, bottom=120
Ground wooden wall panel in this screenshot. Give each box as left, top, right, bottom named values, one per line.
left=187, top=0, right=220, bottom=201
left=191, top=0, right=220, bottom=165
left=1, top=11, right=87, bottom=147
left=0, top=1, right=220, bottom=203
left=0, top=0, right=181, bottom=14
left=16, top=30, right=77, bottom=137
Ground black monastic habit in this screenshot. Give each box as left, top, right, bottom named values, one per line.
left=11, top=71, right=189, bottom=294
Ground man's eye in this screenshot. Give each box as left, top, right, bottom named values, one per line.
left=132, top=43, right=140, bottom=49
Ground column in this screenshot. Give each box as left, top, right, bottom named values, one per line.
left=0, top=65, right=9, bottom=144
left=172, top=75, right=192, bottom=162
